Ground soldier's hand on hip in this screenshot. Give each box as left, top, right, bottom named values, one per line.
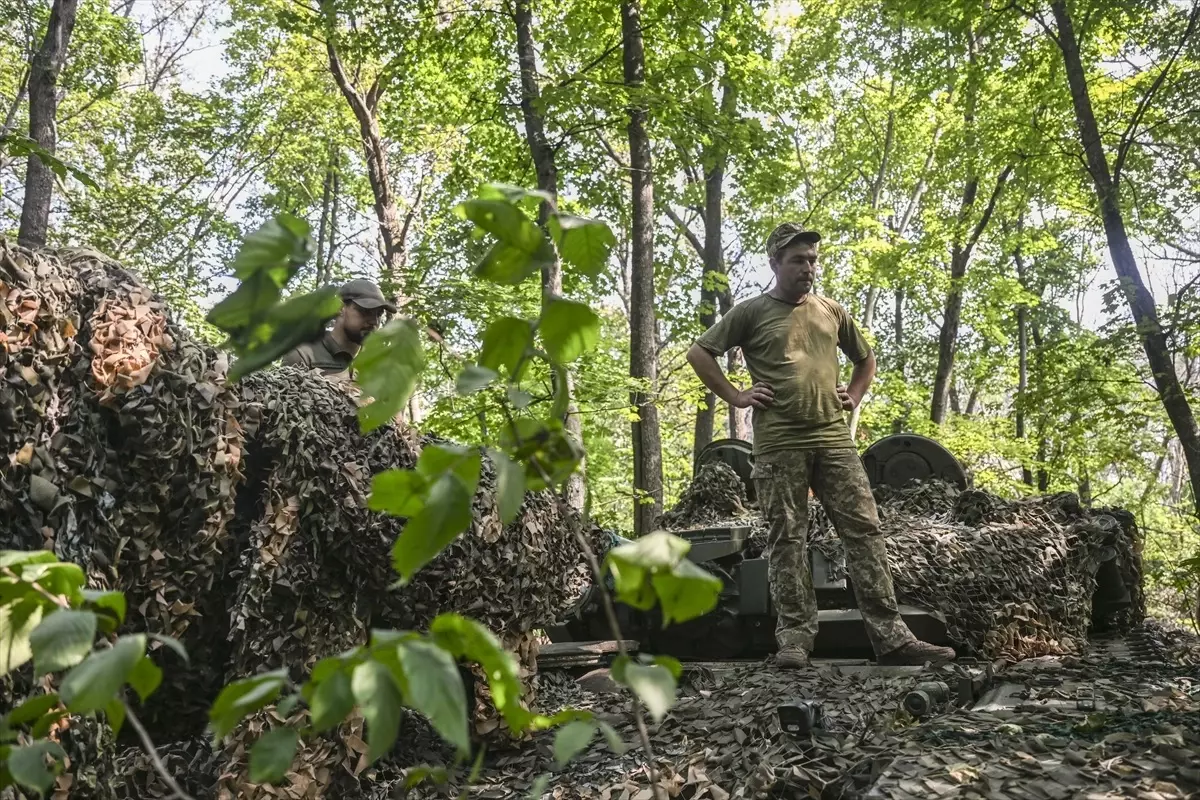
left=735, top=382, right=774, bottom=409
left=836, top=384, right=858, bottom=411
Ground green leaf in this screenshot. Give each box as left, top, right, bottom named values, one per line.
left=230, top=214, right=313, bottom=280
left=149, top=633, right=189, bottom=665
left=81, top=590, right=126, bottom=627
left=396, top=639, right=469, bottom=754
left=598, top=720, right=627, bottom=754
left=29, top=610, right=96, bottom=676
left=60, top=634, right=145, bottom=713
left=549, top=214, right=615, bottom=278
left=456, top=365, right=499, bottom=395
left=507, top=387, right=534, bottom=409
left=552, top=720, right=596, bottom=767
left=476, top=183, right=555, bottom=209
left=604, top=531, right=692, bottom=610
left=527, top=774, right=551, bottom=799
left=391, top=473, right=474, bottom=585
left=310, top=671, right=355, bottom=732
left=652, top=655, right=683, bottom=681
left=276, top=693, right=302, bottom=719
left=249, top=728, right=299, bottom=783
left=351, top=660, right=403, bottom=763
left=30, top=710, right=68, bottom=739
left=479, top=317, right=533, bottom=377
left=208, top=669, right=288, bottom=741
left=652, top=560, right=723, bottom=625
left=539, top=298, right=601, bottom=364
left=368, top=470, right=428, bottom=518
left=404, top=764, right=451, bottom=789
left=0, top=551, right=56, bottom=569
left=620, top=662, right=677, bottom=724
left=500, top=418, right=584, bottom=492
left=487, top=448, right=525, bottom=524
left=353, top=318, right=427, bottom=433
left=0, top=595, right=41, bottom=638
left=128, top=656, right=163, bottom=703
left=453, top=197, right=556, bottom=286
left=5, top=694, right=60, bottom=727
left=227, top=287, right=343, bottom=382
left=105, top=697, right=126, bottom=738
left=19, top=562, right=85, bottom=599
left=428, top=614, right=529, bottom=731
left=7, top=740, right=65, bottom=795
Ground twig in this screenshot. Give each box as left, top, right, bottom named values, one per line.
left=1, top=566, right=69, bottom=608
left=122, top=700, right=196, bottom=800
left=499, top=389, right=666, bottom=800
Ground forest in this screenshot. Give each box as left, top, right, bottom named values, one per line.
left=2, top=0, right=1199, bottom=629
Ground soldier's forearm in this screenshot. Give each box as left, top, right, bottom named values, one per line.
left=847, top=353, right=876, bottom=404
left=687, top=344, right=741, bottom=405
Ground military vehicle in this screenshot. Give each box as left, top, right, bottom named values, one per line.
left=544, top=434, right=1132, bottom=661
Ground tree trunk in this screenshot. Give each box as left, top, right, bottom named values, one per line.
left=314, top=146, right=334, bottom=288
left=324, top=156, right=340, bottom=284
left=17, top=0, right=79, bottom=248
left=323, top=5, right=407, bottom=303
left=623, top=0, right=663, bottom=534
left=1051, top=0, right=1200, bottom=516
left=892, top=287, right=906, bottom=434
left=727, top=348, right=749, bottom=440
left=514, top=0, right=586, bottom=510
left=1015, top=243, right=1033, bottom=486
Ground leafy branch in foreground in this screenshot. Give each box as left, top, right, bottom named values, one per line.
left=1, top=182, right=720, bottom=796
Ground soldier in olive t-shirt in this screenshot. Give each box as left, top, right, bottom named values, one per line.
left=686, top=222, right=956, bottom=671
left=694, top=291, right=870, bottom=454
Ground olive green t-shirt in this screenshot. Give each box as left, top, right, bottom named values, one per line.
left=694, top=293, right=872, bottom=454
left=281, top=332, right=357, bottom=383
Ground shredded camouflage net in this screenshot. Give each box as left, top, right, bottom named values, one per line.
left=657, top=461, right=751, bottom=530
left=657, top=459, right=1143, bottom=661
left=1, top=241, right=593, bottom=796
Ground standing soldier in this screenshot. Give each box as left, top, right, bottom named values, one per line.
left=686, top=223, right=956, bottom=669
left=282, top=279, right=395, bottom=382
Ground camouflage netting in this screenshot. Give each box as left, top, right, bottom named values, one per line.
left=1, top=241, right=593, bottom=796
left=657, top=460, right=1144, bottom=661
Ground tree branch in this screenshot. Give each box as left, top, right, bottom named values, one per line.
left=123, top=701, right=196, bottom=800
left=1113, top=1, right=1200, bottom=189
left=664, top=206, right=704, bottom=259
left=966, top=164, right=1015, bottom=253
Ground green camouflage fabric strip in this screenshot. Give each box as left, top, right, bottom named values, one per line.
left=753, top=448, right=916, bottom=655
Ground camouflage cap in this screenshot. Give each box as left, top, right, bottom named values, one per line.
left=339, top=278, right=396, bottom=312
left=766, top=223, right=822, bottom=259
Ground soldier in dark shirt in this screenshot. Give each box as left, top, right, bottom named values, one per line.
left=282, top=279, right=395, bottom=382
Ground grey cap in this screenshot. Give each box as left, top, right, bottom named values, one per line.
left=766, top=222, right=822, bottom=259
left=339, top=278, right=396, bottom=312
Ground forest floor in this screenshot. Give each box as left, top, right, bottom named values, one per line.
left=426, top=621, right=1200, bottom=800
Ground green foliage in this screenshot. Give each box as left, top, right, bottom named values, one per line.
left=604, top=532, right=722, bottom=624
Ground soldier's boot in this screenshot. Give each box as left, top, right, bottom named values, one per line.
left=877, top=640, right=956, bottom=666
left=775, top=647, right=810, bottom=669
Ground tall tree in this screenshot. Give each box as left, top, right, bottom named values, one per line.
left=930, top=25, right=1014, bottom=424
left=623, top=0, right=663, bottom=534
left=17, top=0, right=79, bottom=247
left=1045, top=0, right=1200, bottom=515
left=320, top=0, right=415, bottom=305
left=513, top=0, right=586, bottom=509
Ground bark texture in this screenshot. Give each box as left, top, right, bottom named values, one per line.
left=1051, top=0, right=1200, bottom=515
left=323, top=5, right=410, bottom=304
left=515, top=0, right=586, bottom=510
left=17, top=0, right=79, bottom=248
left=623, top=0, right=663, bottom=534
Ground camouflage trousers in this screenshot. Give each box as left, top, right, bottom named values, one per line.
left=752, top=448, right=916, bottom=656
